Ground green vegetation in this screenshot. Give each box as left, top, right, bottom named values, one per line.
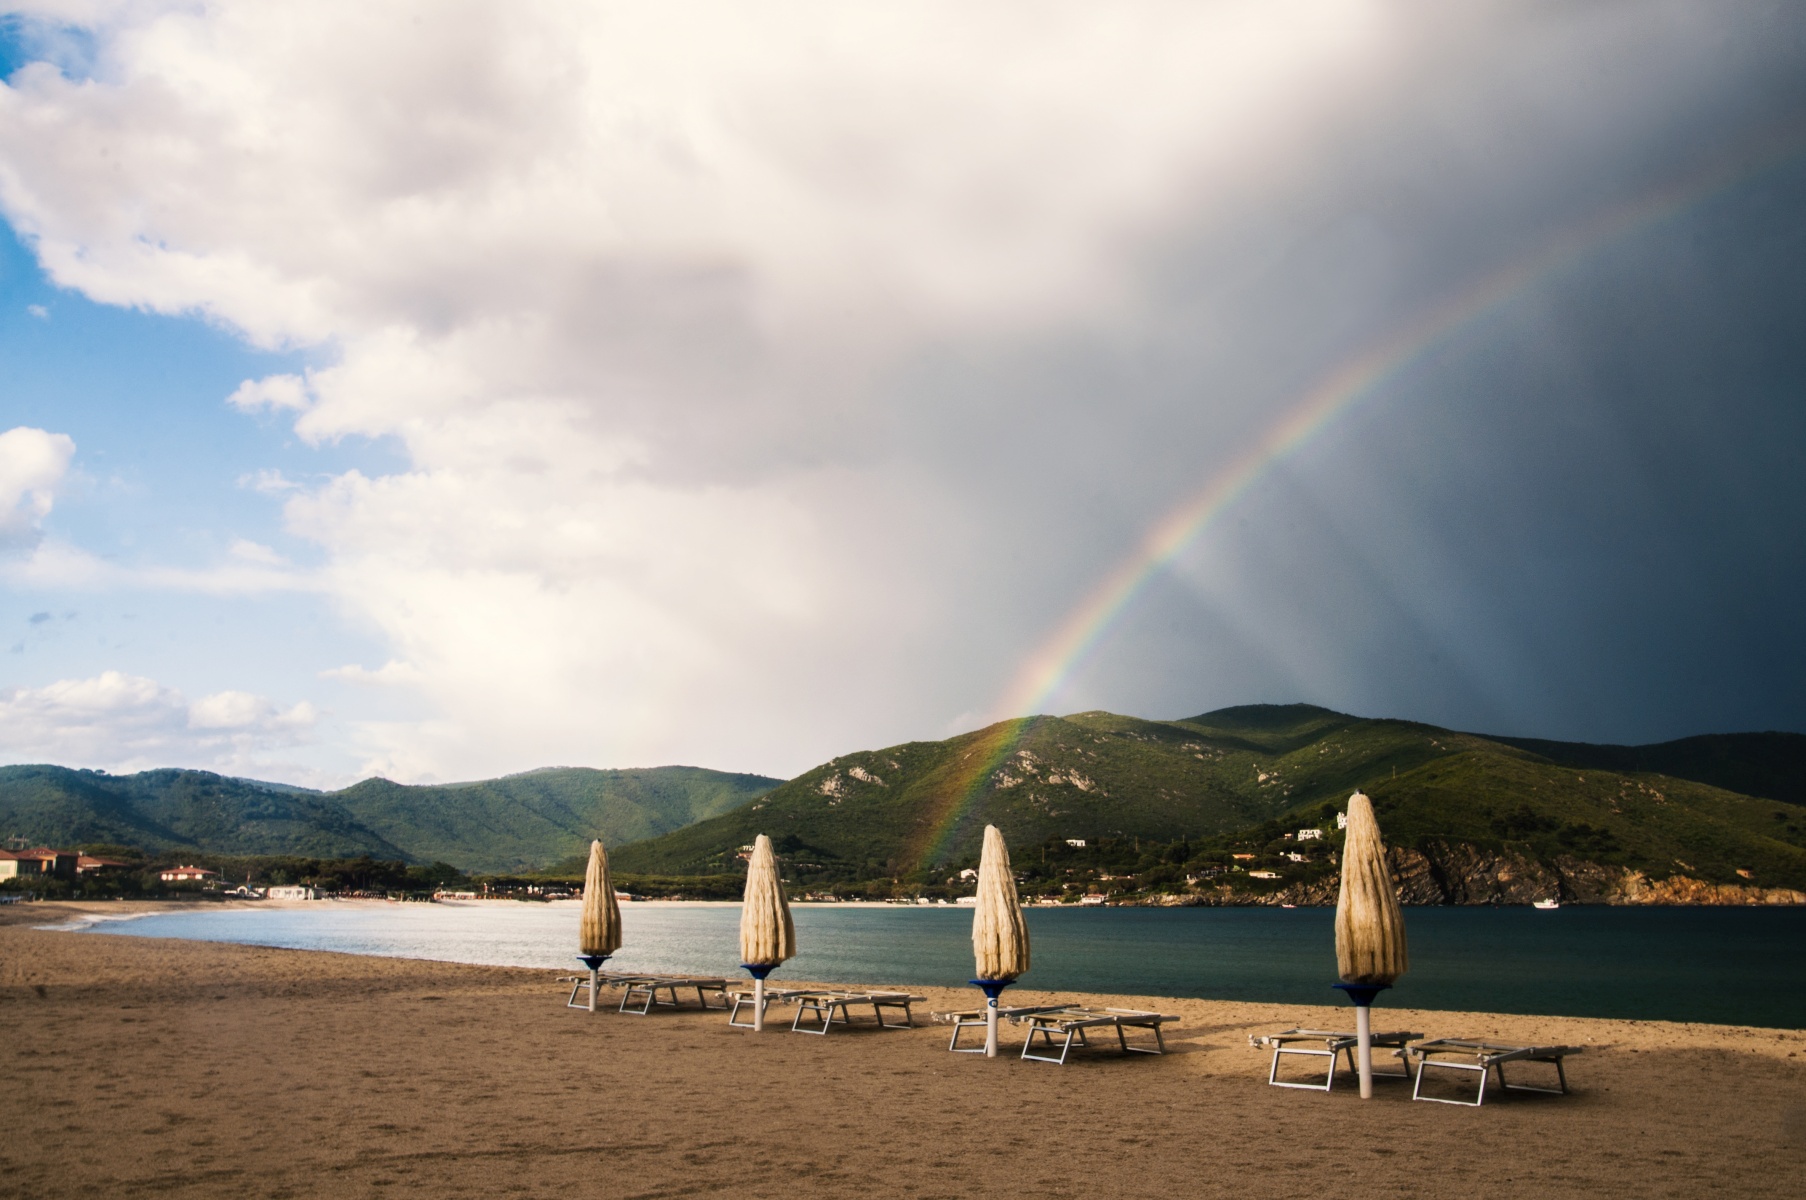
left=330, top=766, right=780, bottom=873
left=6, top=705, right=1802, bottom=900
left=0, top=764, right=778, bottom=873
left=0, top=848, right=472, bottom=901
left=0, top=766, right=409, bottom=860
left=610, top=704, right=1806, bottom=895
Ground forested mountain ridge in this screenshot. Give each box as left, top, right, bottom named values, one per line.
left=0, top=764, right=779, bottom=873
left=609, top=705, right=1806, bottom=895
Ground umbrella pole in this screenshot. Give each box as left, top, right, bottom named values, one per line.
left=742, top=964, right=774, bottom=1032
left=577, top=954, right=610, bottom=1014
left=973, top=979, right=1011, bottom=1059
left=1332, top=983, right=1387, bottom=1099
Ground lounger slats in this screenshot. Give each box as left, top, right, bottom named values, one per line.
left=1007, top=1006, right=1180, bottom=1064
left=769, top=990, right=926, bottom=1034
left=561, top=972, right=732, bottom=1014
left=930, top=1005, right=1069, bottom=1052
left=1407, top=1038, right=1582, bottom=1106
left=1250, top=1028, right=1423, bottom=1092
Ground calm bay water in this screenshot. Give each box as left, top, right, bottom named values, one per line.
left=82, top=902, right=1806, bottom=1029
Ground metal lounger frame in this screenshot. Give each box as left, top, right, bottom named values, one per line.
left=789, top=992, right=922, bottom=1034
left=562, top=971, right=640, bottom=1010
left=1251, top=1028, right=1423, bottom=1092
left=1408, top=1039, right=1579, bottom=1106
left=933, top=1005, right=1069, bottom=1052
left=619, top=977, right=731, bottom=1015
left=726, top=988, right=813, bottom=1028
left=1013, top=1008, right=1178, bottom=1065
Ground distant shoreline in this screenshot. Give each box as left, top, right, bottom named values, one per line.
left=11, top=894, right=1802, bottom=930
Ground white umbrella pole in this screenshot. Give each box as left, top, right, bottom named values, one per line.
left=1356, top=1002, right=1373, bottom=1099
left=986, top=993, right=999, bottom=1058
left=754, top=975, right=766, bottom=1033
left=589, top=964, right=599, bottom=1014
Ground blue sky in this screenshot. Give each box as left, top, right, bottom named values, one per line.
left=0, top=212, right=424, bottom=777
left=1, top=1, right=1802, bottom=785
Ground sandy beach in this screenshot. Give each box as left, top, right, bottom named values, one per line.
left=2, top=901, right=1802, bottom=1199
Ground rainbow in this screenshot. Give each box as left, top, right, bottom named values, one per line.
left=908, top=123, right=1806, bottom=869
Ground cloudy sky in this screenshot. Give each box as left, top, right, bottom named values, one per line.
left=1, top=0, right=1802, bottom=787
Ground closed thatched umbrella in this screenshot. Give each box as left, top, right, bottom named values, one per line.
left=738, top=834, right=797, bottom=1031
left=971, top=824, right=1030, bottom=1058
left=577, top=839, right=623, bottom=1013
left=1333, top=792, right=1408, bottom=1097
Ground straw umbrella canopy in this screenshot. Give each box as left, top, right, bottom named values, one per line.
left=971, top=824, right=1030, bottom=1057
left=737, top=834, right=797, bottom=1031
left=577, top=839, right=623, bottom=1012
left=1333, top=792, right=1408, bottom=1096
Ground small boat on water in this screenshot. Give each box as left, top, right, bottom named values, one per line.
left=1532, top=898, right=1560, bottom=910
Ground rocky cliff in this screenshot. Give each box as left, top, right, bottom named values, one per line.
left=1153, top=840, right=1806, bottom=906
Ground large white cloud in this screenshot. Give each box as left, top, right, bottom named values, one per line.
left=0, top=1, right=1780, bottom=779
left=0, top=670, right=319, bottom=776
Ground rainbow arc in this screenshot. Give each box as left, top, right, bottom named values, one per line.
left=910, top=127, right=1806, bottom=869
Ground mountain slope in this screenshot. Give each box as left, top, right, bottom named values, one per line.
left=332, top=767, right=780, bottom=873
left=1488, top=731, right=1806, bottom=806
left=611, top=705, right=1430, bottom=875
left=0, top=766, right=408, bottom=859
left=610, top=705, right=1806, bottom=891
left=0, top=764, right=779, bottom=872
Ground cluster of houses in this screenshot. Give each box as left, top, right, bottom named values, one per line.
left=0, top=849, right=330, bottom=898
left=0, top=848, right=135, bottom=880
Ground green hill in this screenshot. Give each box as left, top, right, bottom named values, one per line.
left=0, top=764, right=779, bottom=872
left=331, top=767, right=780, bottom=873
left=6, top=705, right=1799, bottom=896
left=609, top=704, right=1806, bottom=893
left=0, top=765, right=408, bottom=860
left=1489, top=731, right=1806, bottom=805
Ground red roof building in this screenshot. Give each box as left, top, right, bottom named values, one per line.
left=159, top=865, right=220, bottom=883
left=77, top=855, right=134, bottom=874
left=0, top=848, right=79, bottom=880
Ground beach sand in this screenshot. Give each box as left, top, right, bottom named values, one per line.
left=2, top=902, right=1803, bottom=1199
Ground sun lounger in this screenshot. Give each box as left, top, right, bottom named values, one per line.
left=781, top=990, right=925, bottom=1033
left=559, top=971, right=637, bottom=1010
left=726, top=987, right=815, bottom=1028
left=1249, top=1027, right=1424, bottom=1091
left=614, top=974, right=733, bottom=1015
left=560, top=972, right=731, bottom=1014
left=1007, top=1006, right=1179, bottom=1064
left=930, top=1005, right=1070, bottom=1052
left=1406, top=1038, right=1582, bottom=1106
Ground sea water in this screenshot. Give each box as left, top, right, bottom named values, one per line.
left=80, top=902, right=1806, bottom=1028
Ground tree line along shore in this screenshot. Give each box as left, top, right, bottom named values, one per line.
left=8, top=823, right=1801, bottom=907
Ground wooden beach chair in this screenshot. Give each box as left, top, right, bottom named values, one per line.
left=1406, top=1038, right=1582, bottom=1106
left=930, top=1005, right=1069, bottom=1052
left=1008, top=1006, right=1179, bottom=1064
left=784, top=989, right=925, bottom=1033
left=1248, top=1027, right=1424, bottom=1091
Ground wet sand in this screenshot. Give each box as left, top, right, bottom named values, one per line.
left=2, top=901, right=1803, bottom=1199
